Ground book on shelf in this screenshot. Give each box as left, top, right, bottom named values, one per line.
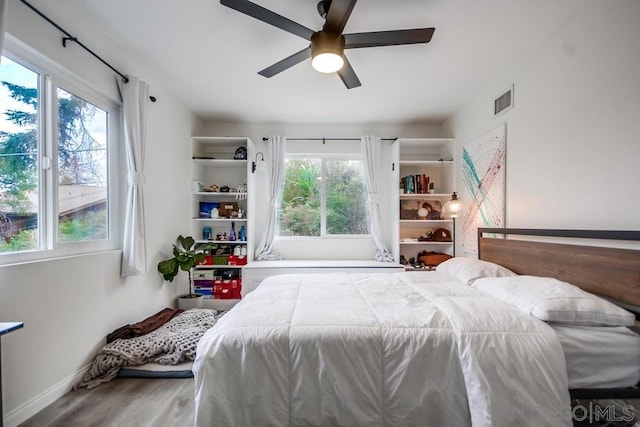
left=401, top=175, right=431, bottom=194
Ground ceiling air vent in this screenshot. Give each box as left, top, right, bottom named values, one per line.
left=494, top=85, right=514, bottom=116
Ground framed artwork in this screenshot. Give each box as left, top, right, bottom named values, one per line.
left=461, top=124, right=506, bottom=253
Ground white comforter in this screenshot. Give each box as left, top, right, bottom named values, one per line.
left=194, top=272, right=571, bottom=427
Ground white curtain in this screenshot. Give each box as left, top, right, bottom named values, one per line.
left=254, top=136, right=286, bottom=260
left=118, top=76, right=149, bottom=276
left=361, top=135, right=394, bottom=262
left=0, top=0, right=8, bottom=65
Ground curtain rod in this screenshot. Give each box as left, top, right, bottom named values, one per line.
left=19, top=0, right=157, bottom=102
left=262, top=137, right=397, bottom=142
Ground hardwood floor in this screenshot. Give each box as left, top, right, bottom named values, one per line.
left=19, top=377, right=640, bottom=427
left=19, top=377, right=195, bottom=427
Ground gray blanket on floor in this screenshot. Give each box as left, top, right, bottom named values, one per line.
left=75, top=308, right=223, bottom=390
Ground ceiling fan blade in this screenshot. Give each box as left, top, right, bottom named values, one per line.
left=344, top=28, right=435, bottom=49
left=220, top=0, right=315, bottom=40
left=337, top=56, right=361, bottom=89
left=258, top=47, right=312, bottom=78
left=323, top=0, right=357, bottom=34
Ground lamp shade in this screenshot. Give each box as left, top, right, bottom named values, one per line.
left=312, top=53, right=344, bottom=73
left=311, top=32, right=345, bottom=73
left=442, top=192, right=463, bottom=218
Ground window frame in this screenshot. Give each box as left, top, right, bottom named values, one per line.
left=0, top=37, right=122, bottom=265
left=276, top=151, right=371, bottom=240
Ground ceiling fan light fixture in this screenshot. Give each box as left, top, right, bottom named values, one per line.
left=312, top=52, right=344, bottom=73
left=311, top=31, right=345, bottom=73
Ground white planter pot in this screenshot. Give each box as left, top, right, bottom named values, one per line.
left=177, top=293, right=204, bottom=310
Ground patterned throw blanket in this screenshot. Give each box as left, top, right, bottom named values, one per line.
left=75, top=308, right=224, bottom=390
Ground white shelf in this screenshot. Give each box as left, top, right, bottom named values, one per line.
left=191, top=136, right=255, bottom=300
left=399, top=160, right=453, bottom=166
left=399, top=219, right=452, bottom=224
left=195, top=240, right=247, bottom=245
left=400, top=241, right=453, bottom=245
left=195, top=265, right=245, bottom=270
left=193, top=218, right=248, bottom=222
left=193, top=159, right=247, bottom=167
left=399, top=193, right=452, bottom=199
left=194, top=192, right=247, bottom=196
left=394, top=138, right=456, bottom=263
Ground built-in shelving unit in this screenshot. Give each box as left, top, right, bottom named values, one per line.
left=191, top=136, right=255, bottom=310
left=392, top=138, right=456, bottom=269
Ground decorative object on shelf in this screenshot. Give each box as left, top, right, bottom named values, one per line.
left=203, top=227, right=212, bottom=240
left=252, top=152, right=266, bottom=173
left=238, top=225, right=246, bottom=242
left=235, top=183, right=247, bottom=200
left=229, top=222, right=236, bottom=241
left=401, top=199, right=442, bottom=220
left=234, top=146, right=247, bottom=160
left=157, top=235, right=217, bottom=309
left=219, top=185, right=230, bottom=192
left=417, top=251, right=453, bottom=268
left=199, top=202, right=220, bottom=218
left=192, top=180, right=204, bottom=192
left=207, top=184, right=219, bottom=192
left=432, top=228, right=452, bottom=242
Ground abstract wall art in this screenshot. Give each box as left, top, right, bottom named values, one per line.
left=461, top=124, right=506, bottom=253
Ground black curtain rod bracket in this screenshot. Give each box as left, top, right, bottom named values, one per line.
left=19, top=0, right=157, bottom=102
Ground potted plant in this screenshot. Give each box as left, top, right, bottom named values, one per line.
left=157, top=235, right=216, bottom=309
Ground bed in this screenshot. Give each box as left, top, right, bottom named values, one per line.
left=193, top=228, right=640, bottom=426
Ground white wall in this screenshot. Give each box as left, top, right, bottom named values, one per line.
left=0, top=2, right=196, bottom=425
left=195, top=121, right=448, bottom=260
left=445, top=1, right=640, bottom=256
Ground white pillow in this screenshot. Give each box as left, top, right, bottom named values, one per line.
left=472, top=275, right=636, bottom=326
left=435, top=257, right=516, bottom=285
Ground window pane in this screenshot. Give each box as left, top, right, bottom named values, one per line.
left=326, top=160, right=370, bottom=235
left=57, top=88, right=108, bottom=243
left=278, top=158, right=320, bottom=236
left=0, top=57, right=40, bottom=253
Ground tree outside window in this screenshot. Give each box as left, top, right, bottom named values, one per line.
left=278, top=156, right=370, bottom=237
left=0, top=55, right=111, bottom=254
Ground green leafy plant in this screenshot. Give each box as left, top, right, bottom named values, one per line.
left=157, top=235, right=216, bottom=298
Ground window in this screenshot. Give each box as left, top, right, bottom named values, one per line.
left=277, top=153, right=370, bottom=237
left=0, top=46, right=120, bottom=262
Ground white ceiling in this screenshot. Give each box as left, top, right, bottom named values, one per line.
left=66, top=0, right=590, bottom=124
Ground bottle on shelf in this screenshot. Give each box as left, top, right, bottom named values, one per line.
left=239, top=225, right=246, bottom=242
left=229, top=221, right=236, bottom=241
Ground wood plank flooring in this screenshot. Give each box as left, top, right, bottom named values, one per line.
left=19, top=377, right=640, bottom=427
left=19, top=377, right=195, bottom=427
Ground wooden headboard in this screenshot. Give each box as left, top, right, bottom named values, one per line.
left=477, top=228, right=640, bottom=309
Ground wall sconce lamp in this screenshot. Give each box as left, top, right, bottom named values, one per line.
left=252, top=152, right=266, bottom=173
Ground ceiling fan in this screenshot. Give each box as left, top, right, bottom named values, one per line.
left=220, top=0, right=435, bottom=89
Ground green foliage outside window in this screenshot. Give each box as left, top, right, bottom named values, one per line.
left=0, top=57, right=108, bottom=253
left=278, top=157, right=370, bottom=237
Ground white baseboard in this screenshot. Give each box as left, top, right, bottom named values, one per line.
left=4, top=364, right=89, bottom=427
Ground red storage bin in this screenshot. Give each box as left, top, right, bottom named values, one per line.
left=231, top=278, right=242, bottom=299
left=197, top=255, right=213, bottom=266
left=220, top=280, right=234, bottom=299
left=213, top=279, right=223, bottom=299
left=227, top=255, right=247, bottom=266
